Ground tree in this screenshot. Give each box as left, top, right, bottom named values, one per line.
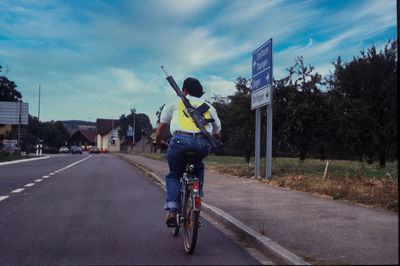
left=0, top=66, right=22, bottom=102
left=327, top=40, right=398, bottom=166
left=118, top=109, right=152, bottom=144
left=277, top=56, right=326, bottom=161
left=39, top=121, right=70, bottom=148
left=211, top=77, right=255, bottom=162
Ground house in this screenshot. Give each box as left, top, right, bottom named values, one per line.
left=120, top=131, right=153, bottom=153
left=0, top=124, right=12, bottom=143
left=96, top=118, right=120, bottom=152
left=68, top=129, right=96, bottom=149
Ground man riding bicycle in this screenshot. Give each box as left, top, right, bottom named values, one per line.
left=153, top=77, right=221, bottom=227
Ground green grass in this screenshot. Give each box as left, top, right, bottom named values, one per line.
left=271, top=158, right=398, bottom=180
left=135, top=152, right=398, bottom=180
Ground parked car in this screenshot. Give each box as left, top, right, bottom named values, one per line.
left=59, top=146, right=69, bottom=153
left=71, top=146, right=83, bottom=154
left=89, top=146, right=99, bottom=154
left=99, top=148, right=109, bottom=153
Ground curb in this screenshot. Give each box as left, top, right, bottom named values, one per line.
left=0, top=156, right=50, bottom=167
left=118, top=154, right=310, bottom=265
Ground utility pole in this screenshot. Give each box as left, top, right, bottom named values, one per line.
left=133, top=110, right=136, bottom=143
left=38, top=84, right=41, bottom=121
left=18, top=101, right=21, bottom=151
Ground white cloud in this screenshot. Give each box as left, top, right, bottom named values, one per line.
left=151, top=0, right=215, bottom=18
left=203, top=75, right=236, bottom=99
left=216, top=0, right=281, bottom=26
left=109, top=68, right=157, bottom=95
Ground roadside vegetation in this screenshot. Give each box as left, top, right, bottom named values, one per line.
left=136, top=152, right=398, bottom=212
left=0, top=151, right=33, bottom=162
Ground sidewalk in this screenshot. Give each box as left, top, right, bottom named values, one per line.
left=118, top=153, right=398, bottom=265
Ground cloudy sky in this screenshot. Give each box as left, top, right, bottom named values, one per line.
left=0, top=0, right=397, bottom=126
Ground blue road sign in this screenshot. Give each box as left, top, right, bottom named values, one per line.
left=252, top=38, right=272, bottom=92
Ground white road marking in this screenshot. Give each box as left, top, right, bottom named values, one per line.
left=0, top=156, right=93, bottom=204
left=11, top=188, right=25, bottom=193
left=0, top=196, right=9, bottom=202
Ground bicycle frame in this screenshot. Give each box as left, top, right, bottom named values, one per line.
left=176, top=162, right=201, bottom=226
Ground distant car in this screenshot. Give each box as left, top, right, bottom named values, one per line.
left=59, top=146, right=69, bottom=153
left=71, top=146, right=83, bottom=154
left=89, top=146, right=99, bottom=154
left=1, top=144, right=20, bottom=154
left=99, top=148, right=109, bottom=153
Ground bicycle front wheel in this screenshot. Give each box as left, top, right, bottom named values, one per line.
left=183, top=189, right=199, bottom=254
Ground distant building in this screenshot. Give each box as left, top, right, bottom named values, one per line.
left=96, top=118, right=120, bottom=152
left=0, top=124, right=12, bottom=143
left=68, top=130, right=96, bottom=149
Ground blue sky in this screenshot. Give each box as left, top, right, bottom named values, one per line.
left=0, top=0, right=397, bottom=126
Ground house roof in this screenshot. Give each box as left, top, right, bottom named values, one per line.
left=96, top=119, right=119, bottom=135
left=69, top=129, right=96, bottom=144
left=80, top=129, right=96, bottom=142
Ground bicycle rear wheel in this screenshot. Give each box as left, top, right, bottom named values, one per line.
left=183, top=189, right=199, bottom=254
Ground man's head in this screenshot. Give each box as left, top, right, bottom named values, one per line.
left=182, top=77, right=204, bottom=98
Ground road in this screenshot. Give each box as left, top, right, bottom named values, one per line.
left=0, top=154, right=261, bottom=265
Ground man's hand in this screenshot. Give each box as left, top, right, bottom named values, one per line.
left=153, top=138, right=169, bottom=148
left=212, top=132, right=221, bottom=140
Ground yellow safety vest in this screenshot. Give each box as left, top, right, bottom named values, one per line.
left=177, top=99, right=211, bottom=131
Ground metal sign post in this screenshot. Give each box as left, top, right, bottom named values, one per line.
left=251, top=38, right=273, bottom=179
left=254, top=108, right=261, bottom=177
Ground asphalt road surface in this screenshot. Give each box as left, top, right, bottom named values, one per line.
left=0, top=154, right=260, bottom=265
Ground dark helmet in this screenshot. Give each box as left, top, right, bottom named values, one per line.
left=182, top=77, right=204, bottom=98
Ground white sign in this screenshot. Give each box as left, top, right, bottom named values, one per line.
left=0, top=101, right=29, bottom=125
left=251, top=86, right=271, bottom=110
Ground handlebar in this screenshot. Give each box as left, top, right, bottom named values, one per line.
left=152, top=138, right=169, bottom=149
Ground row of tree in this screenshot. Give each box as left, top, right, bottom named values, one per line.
left=209, top=40, right=397, bottom=167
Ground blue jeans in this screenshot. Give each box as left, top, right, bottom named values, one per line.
left=164, top=133, right=212, bottom=211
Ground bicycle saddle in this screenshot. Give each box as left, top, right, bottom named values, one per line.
left=185, top=151, right=197, bottom=161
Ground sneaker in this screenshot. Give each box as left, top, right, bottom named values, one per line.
left=165, top=212, right=177, bottom=227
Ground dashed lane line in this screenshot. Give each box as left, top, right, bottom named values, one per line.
left=1, top=155, right=92, bottom=204
left=0, top=196, right=9, bottom=202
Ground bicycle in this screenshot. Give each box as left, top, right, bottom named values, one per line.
left=151, top=138, right=203, bottom=255
left=172, top=151, right=203, bottom=254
